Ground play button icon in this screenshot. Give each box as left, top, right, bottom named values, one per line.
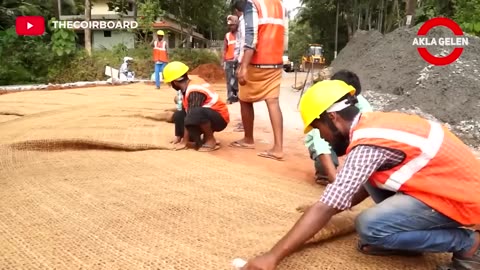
left=15, top=16, right=45, bottom=36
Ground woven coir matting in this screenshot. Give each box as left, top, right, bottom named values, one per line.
left=0, top=84, right=451, bottom=269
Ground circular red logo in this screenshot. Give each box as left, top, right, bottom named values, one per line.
left=416, top=17, right=466, bottom=66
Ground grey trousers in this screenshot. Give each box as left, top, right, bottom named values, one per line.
left=225, top=60, right=239, bottom=100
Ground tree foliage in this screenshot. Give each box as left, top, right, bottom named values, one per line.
left=289, top=0, right=479, bottom=63
left=454, top=0, right=480, bottom=35
left=288, top=19, right=312, bottom=64
left=49, top=18, right=77, bottom=57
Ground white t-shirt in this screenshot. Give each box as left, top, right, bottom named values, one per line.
left=119, top=62, right=129, bottom=74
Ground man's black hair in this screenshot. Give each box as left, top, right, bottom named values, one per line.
left=318, top=93, right=359, bottom=123
left=231, top=0, right=246, bottom=12
left=331, top=69, right=362, bottom=96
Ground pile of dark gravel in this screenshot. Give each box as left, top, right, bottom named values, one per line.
left=331, top=27, right=480, bottom=146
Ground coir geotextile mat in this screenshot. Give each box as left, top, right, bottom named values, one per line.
left=0, top=84, right=451, bottom=269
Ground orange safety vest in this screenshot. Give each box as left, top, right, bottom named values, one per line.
left=182, top=78, right=230, bottom=124
left=224, top=32, right=236, bottom=61
left=153, top=40, right=168, bottom=62
left=250, top=0, right=285, bottom=65
left=346, top=112, right=480, bottom=225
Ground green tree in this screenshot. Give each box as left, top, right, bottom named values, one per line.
left=454, top=0, right=480, bottom=36
left=0, top=0, right=54, bottom=30
left=288, top=19, right=313, bottom=64
left=136, top=0, right=164, bottom=43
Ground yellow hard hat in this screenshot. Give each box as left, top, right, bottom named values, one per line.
left=157, top=30, right=165, bottom=36
left=162, top=61, right=189, bottom=83
left=299, top=80, right=356, bottom=134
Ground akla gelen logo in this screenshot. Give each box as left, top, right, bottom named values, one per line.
left=412, top=17, right=469, bottom=66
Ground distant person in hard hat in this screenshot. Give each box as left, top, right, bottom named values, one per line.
left=223, top=15, right=239, bottom=104
left=241, top=79, right=480, bottom=270
left=119, top=56, right=135, bottom=82
left=163, top=61, right=230, bottom=152
left=151, top=30, right=169, bottom=89
left=231, top=0, right=286, bottom=161
left=305, top=70, right=373, bottom=185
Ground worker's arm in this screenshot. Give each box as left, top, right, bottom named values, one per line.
left=240, top=0, right=258, bottom=68
left=245, top=145, right=388, bottom=268
left=305, top=129, right=336, bottom=182
left=318, top=154, right=337, bottom=182
left=223, top=36, right=228, bottom=63
left=186, top=92, right=207, bottom=114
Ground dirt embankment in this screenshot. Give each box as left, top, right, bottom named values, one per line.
left=190, top=63, right=226, bottom=83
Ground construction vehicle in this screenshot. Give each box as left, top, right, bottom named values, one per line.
left=299, top=44, right=326, bottom=72
left=283, top=52, right=294, bottom=72
left=282, top=12, right=294, bottom=72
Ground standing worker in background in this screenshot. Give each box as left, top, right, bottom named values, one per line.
left=151, top=30, right=169, bottom=89
left=305, top=70, right=373, bottom=185
left=241, top=80, right=480, bottom=270
left=231, top=0, right=286, bottom=161
left=223, top=15, right=239, bottom=104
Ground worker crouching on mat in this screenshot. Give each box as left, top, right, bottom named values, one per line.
left=164, top=61, right=230, bottom=152
left=305, top=70, right=373, bottom=185
left=240, top=80, right=480, bottom=270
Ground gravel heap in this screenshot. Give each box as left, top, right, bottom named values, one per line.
left=331, top=26, right=480, bottom=147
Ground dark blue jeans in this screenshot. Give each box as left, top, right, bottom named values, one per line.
left=356, top=182, right=476, bottom=254
left=224, top=60, right=238, bottom=100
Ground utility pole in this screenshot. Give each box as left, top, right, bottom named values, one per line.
left=405, top=0, right=416, bottom=28
left=84, top=0, right=92, bottom=56
left=334, top=0, right=339, bottom=59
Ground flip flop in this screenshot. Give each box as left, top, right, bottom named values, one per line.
left=257, top=151, right=284, bottom=161
left=198, top=144, right=220, bottom=152
left=202, top=138, right=220, bottom=145
left=229, top=141, right=255, bottom=149
left=357, top=241, right=423, bottom=257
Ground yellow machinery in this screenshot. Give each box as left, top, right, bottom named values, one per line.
left=299, top=44, right=326, bottom=72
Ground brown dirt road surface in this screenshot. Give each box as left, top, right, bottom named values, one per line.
left=0, top=71, right=476, bottom=269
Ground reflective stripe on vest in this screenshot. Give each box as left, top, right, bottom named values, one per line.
left=183, top=79, right=230, bottom=123
left=351, top=121, right=444, bottom=192
left=347, top=112, right=480, bottom=225
left=153, top=41, right=168, bottom=62
left=251, top=0, right=285, bottom=65
left=185, top=84, right=220, bottom=108
left=154, top=40, right=166, bottom=51
left=225, top=32, right=236, bottom=60
left=256, top=0, right=285, bottom=26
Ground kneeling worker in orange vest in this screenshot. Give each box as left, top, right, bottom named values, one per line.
left=241, top=80, right=480, bottom=270
left=163, top=61, right=230, bottom=152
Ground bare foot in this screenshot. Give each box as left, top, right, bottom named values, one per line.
left=170, top=136, right=182, bottom=144
left=257, top=150, right=284, bottom=161
left=229, top=139, right=255, bottom=149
